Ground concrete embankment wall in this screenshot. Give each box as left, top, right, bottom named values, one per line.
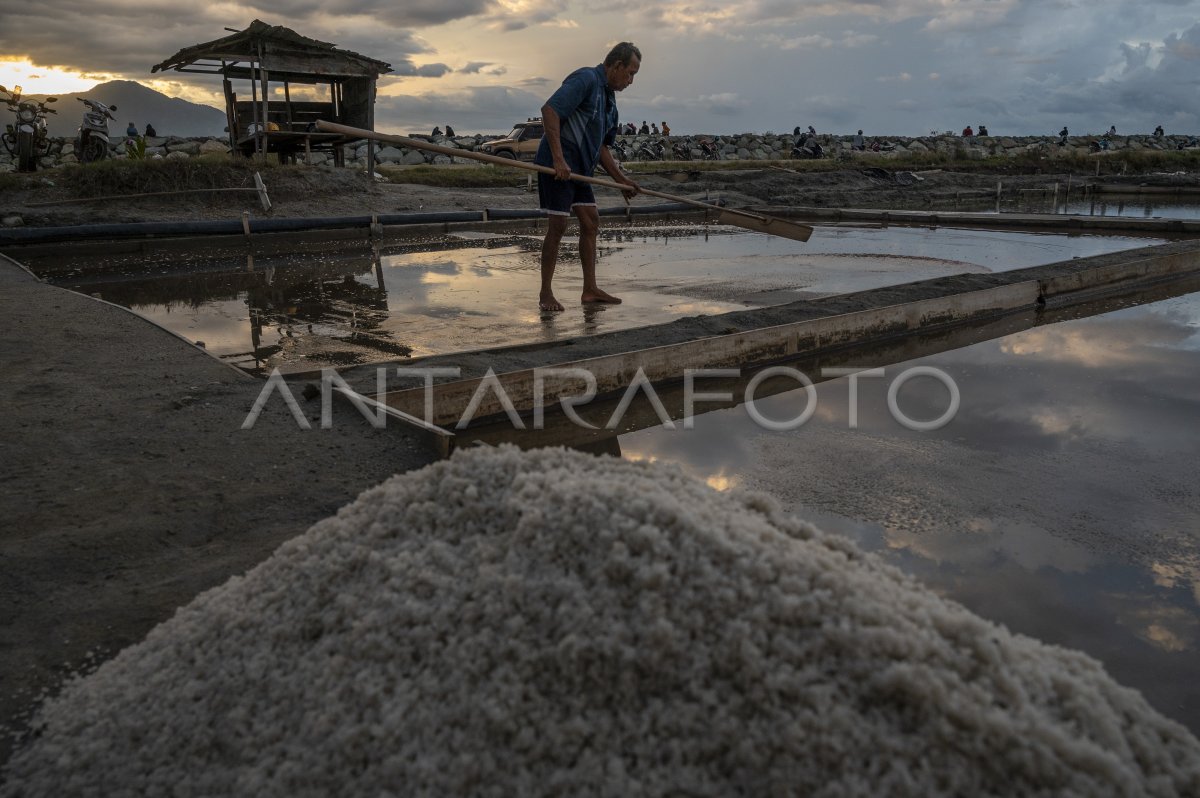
left=4, top=131, right=1194, bottom=172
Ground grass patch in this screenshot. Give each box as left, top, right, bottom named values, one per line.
left=58, top=154, right=278, bottom=197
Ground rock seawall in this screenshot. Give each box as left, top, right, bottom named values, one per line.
left=3, top=132, right=1194, bottom=172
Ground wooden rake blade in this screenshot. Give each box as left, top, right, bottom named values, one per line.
left=716, top=208, right=813, bottom=242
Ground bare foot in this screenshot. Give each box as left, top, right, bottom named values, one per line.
left=539, top=292, right=564, bottom=312
left=581, top=288, right=622, bottom=304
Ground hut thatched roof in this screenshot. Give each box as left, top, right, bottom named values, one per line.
left=151, top=20, right=391, bottom=83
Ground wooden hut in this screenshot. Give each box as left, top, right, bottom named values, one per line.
left=151, top=20, right=392, bottom=168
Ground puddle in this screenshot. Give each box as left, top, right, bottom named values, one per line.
left=956, top=193, right=1200, bottom=219
left=40, top=223, right=1161, bottom=374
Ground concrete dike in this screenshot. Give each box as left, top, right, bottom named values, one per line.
left=4, top=131, right=1196, bottom=172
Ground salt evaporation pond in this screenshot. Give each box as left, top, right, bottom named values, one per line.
left=42, top=223, right=1163, bottom=373
left=4, top=447, right=1198, bottom=795
left=616, top=281, right=1200, bottom=737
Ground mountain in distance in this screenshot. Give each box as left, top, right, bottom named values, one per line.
left=25, top=80, right=227, bottom=139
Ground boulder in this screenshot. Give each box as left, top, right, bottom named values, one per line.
left=401, top=150, right=427, bottom=165
left=198, top=140, right=227, bottom=154
left=169, top=140, right=201, bottom=155
left=165, top=150, right=190, bottom=160
left=376, top=146, right=405, bottom=163
left=2, top=215, right=23, bottom=227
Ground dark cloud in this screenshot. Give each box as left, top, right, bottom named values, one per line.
left=392, top=63, right=453, bottom=78
left=374, top=85, right=546, bottom=134
left=0, top=5, right=474, bottom=77
left=460, top=62, right=492, bottom=74
left=303, top=0, right=489, bottom=28
left=0, top=7, right=215, bottom=74
left=1033, top=22, right=1200, bottom=131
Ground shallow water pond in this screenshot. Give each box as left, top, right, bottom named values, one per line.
left=616, top=283, right=1200, bottom=735
left=46, top=223, right=1161, bottom=373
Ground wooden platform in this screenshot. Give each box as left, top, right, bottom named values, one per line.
left=235, top=130, right=356, bottom=164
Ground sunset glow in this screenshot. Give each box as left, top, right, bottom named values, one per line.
left=0, top=58, right=108, bottom=94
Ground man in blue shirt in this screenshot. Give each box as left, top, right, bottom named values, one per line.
left=536, top=42, right=641, bottom=312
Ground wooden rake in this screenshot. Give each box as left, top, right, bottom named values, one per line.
left=315, top=121, right=813, bottom=242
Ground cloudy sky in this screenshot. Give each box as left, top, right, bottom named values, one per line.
left=2, top=0, right=1199, bottom=136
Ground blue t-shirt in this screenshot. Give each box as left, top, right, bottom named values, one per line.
left=535, top=65, right=618, bottom=175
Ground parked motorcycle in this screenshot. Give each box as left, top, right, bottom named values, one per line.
left=609, top=140, right=630, bottom=162
left=696, top=137, right=721, bottom=161
left=1, top=85, right=57, bottom=172
left=671, top=140, right=692, bottom=160
left=75, top=97, right=118, bottom=163
left=791, top=134, right=824, bottom=159
left=635, top=138, right=665, bottom=161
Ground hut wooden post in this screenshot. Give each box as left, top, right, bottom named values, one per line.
left=221, top=70, right=237, bottom=150
left=366, top=78, right=376, bottom=175
left=250, top=62, right=261, bottom=157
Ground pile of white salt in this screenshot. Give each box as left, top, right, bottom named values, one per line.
left=4, top=446, right=1198, bottom=796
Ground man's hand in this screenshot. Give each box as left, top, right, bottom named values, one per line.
left=599, top=144, right=636, bottom=198
left=551, top=154, right=571, bottom=181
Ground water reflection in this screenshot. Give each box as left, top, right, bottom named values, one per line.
left=612, top=284, right=1200, bottom=735
left=57, top=248, right=407, bottom=374
left=40, top=224, right=1163, bottom=374
left=951, top=190, right=1200, bottom=220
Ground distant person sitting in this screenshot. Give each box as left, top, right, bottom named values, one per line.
left=144, top=122, right=157, bottom=137
left=1108, top=124, right=1117, bottom=136
left=623, top=122, right=636, bottom=135
left=661, top=120, right=670, bottom=136
left=977, top=124, right=988, bottom=136
left=961, top=125, right=974, bottom=137
left=651, top=123, right=659, bottom=135
left=126, top=122, right=138, bottom=137
left=1154, top=125, right=1164, bottom=137
left=445, top=124, right=456, bottom=137
left=1058, top=126, right=1069, bottom=145
left=852, top=129, right=865, bottom=150
left=639, top=121, right=650, bottom=134
left=431, top=126, right=443, bottom=137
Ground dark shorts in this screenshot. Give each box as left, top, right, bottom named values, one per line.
left=537, top=147, right=596, bottom=216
